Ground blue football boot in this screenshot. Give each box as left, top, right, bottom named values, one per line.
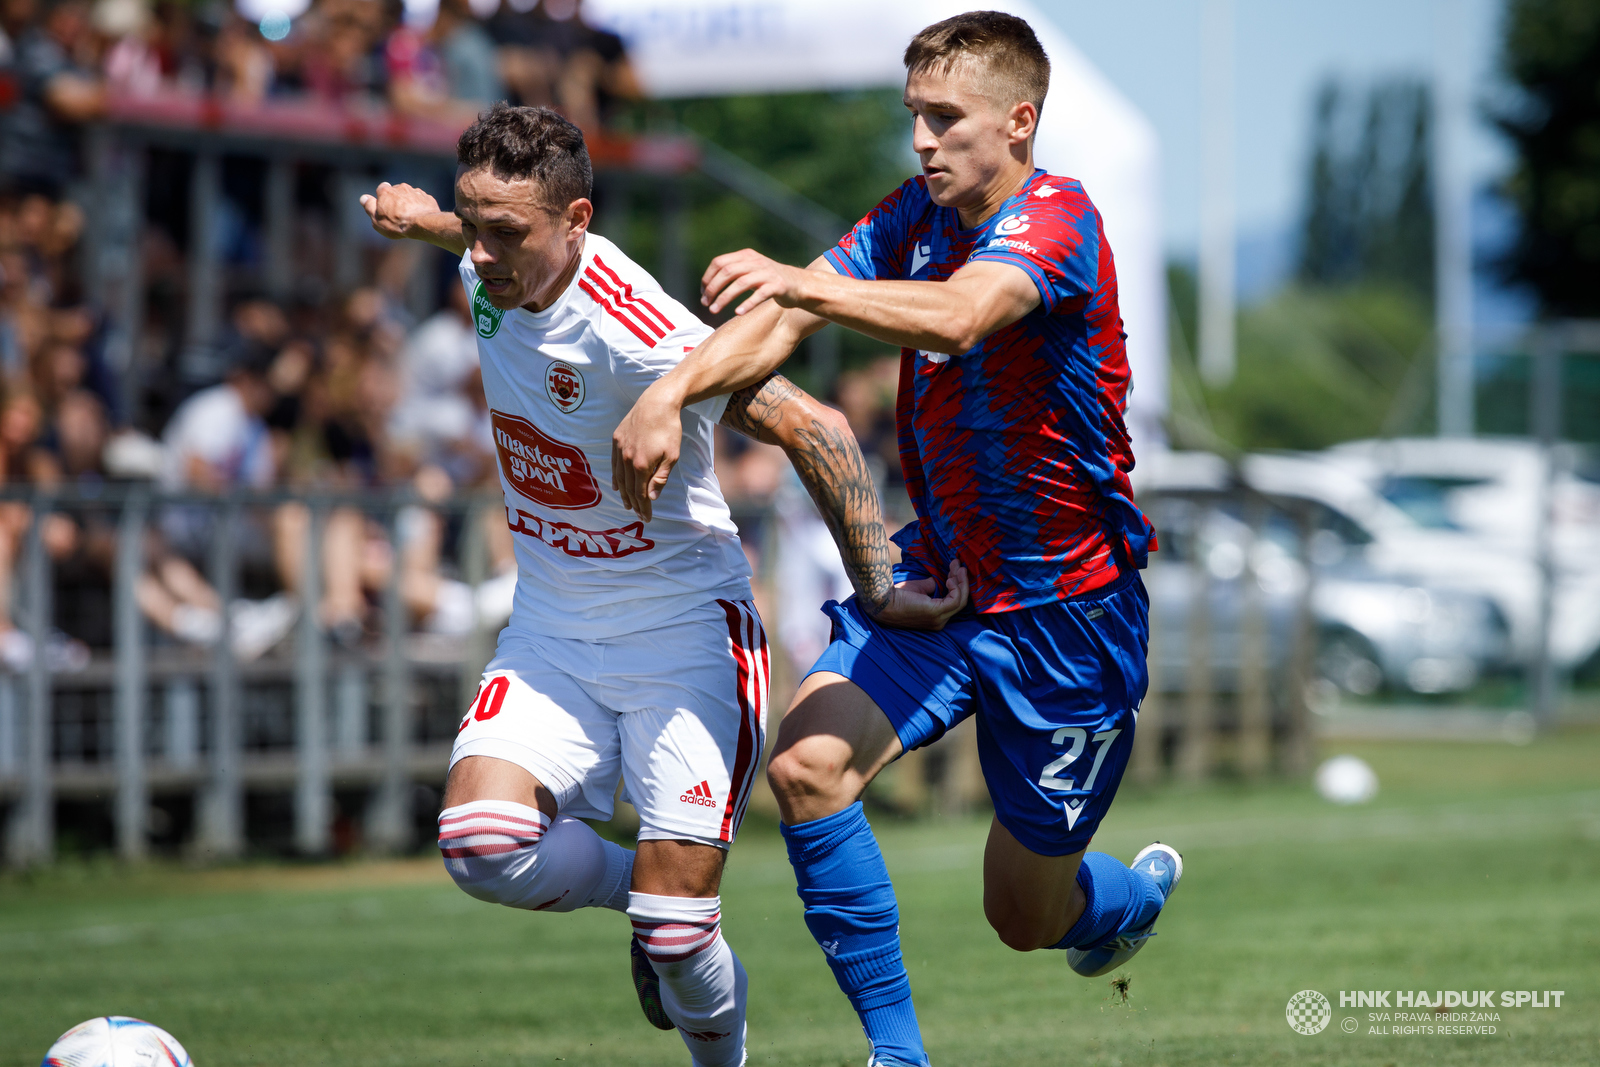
left=867, top=1054, right=928, bottom=1067
left=1066, top=842, right=1182, bottom=978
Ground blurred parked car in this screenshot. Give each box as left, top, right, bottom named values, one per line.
left=1324, top=437, right=1600, bottom=562
left=1137, top=452, right=1511, bottom=697
left=1237, top=450, right=1600, bottom=671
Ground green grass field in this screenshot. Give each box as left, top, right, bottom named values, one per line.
left=3, top=731, right=1597, bottom=1067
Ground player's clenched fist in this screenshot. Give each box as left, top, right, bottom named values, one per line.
left=360, top=182, right=442, bottom=241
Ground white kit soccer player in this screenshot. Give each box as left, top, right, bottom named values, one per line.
left=362, top=104, right=928, bottom=1067
left=451, top=231, right=768, bottom=856
left=446, top=234, right=765, bottom=1067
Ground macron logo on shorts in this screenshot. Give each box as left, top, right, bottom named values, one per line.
left=680, top=780, right=718, bottom=807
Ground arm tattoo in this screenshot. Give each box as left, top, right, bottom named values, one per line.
left=722, top=374, right=894, bottom=614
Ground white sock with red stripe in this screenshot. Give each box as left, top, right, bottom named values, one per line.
left=629, top=892, right=748, bottom=1067
left=438, top=801, right=632, bottom=913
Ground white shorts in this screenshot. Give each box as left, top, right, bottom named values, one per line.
left=449, top=598, right=769, bottom=848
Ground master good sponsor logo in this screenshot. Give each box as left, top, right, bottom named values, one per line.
left=545, top=360, right=585, bottom=413
left=492, top=410, right=600, bottom=509
left=506, top=507, right=655, bottom=559
left=472, top=281, right=505, bottom=338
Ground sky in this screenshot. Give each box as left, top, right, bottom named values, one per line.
left=1031, top=0, right=1513, bottom=261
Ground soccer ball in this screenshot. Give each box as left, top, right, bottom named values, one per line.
left=1315, top=754, right=1378, bottom=805
left=41, top=1017, right=193, bottom=1067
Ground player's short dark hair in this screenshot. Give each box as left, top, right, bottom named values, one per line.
left=904, top=11, right=1050, bottom=113
left=456, top=103, right=593, bottom=211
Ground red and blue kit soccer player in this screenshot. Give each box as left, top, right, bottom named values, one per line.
left=614, top=12, right=1181, bottom=1066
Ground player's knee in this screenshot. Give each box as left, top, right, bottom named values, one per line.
left=984, top=896, right=1053, bottom=953
left=437, top=801, right=584, bottom=911
left=765, top=739, right=845, bottom=808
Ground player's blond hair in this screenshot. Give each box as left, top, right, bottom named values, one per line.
left=904, top=11, right=1050, bottom=113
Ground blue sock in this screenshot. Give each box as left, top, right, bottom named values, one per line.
left=1051, top=851, right=1165, bottom=950
left=782, top=802, right=927, bottom=1067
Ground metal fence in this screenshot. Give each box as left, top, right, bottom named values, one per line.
left=0, top=486, right=507, bottom=866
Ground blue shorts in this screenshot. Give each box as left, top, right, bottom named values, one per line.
left=808, top=568, right=1148, bottom=857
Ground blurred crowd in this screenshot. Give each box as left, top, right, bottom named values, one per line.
left=0, top=181, right=534, bottom=665
left=0, top=0, right=639, bottom=195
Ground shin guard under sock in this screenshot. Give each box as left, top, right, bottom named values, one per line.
left=781, top=802, right=927, bottom=1067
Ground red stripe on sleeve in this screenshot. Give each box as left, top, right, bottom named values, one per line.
left=582, top=267, right=667, bottom=343
left=592, top=255, right=676, bottom=333
left=579, top=276, right=658, bottom=347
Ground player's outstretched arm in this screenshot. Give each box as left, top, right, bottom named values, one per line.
left=359, top=182, right=468, bottom=256
left=720, top=373, right=968, bottom=631
left=612, top=265, right=831, bottom=521
left=702, top=249, right=1040, bottom=356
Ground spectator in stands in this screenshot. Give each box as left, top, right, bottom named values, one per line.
left=160, top=346, right=276, bottom=497
left=95, top=0, right=161, bottom=97
left=270, top=288, right=403, bottom=644
left=292, top=0, right=388, bottom=102
left=386, top=0, right=502, bottom=121
left=0, top=0, right=35, bottom=62
left=158, top=345, right=303, bottom=657
left=430, top=0, right=502, bottom=105
left=490, top=0, right=636, bottom=130
left=0, top=0, right=106, bottom=197
left=388, top=281, right=483, bottom=481
left=0, top=390, right=41, bottom=663
left=212, top=8, right=274, bottom=102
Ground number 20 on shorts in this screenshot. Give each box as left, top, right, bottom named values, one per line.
left=459, top=675, right=511, bottom=732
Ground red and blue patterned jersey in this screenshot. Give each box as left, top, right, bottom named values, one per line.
left=824, top=169, right=1155, bottom=614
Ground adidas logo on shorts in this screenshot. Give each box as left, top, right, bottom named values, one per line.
left=679, top=780, right=718, bottom=808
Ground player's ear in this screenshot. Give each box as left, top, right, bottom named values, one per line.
left=564, top=197, right=594, bottom=241
left=1008, top=100, right=1038, bottom=145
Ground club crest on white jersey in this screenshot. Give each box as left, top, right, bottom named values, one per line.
left=545, top=360, right=585, bottom=412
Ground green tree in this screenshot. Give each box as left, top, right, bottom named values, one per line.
left=1166, top=75, right=1438, bottom=453
left=1496, top=0, right=1600, bottom=315
left=1168, top=262, right=1435, bottom=452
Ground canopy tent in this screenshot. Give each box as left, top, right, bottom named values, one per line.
left=586, top=0, right=1169, bottom=447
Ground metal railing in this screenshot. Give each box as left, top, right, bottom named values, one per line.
left=0, top=485, right=504, bottom=866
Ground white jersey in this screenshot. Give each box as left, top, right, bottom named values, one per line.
left=460, top=235, right=750, bottom=641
